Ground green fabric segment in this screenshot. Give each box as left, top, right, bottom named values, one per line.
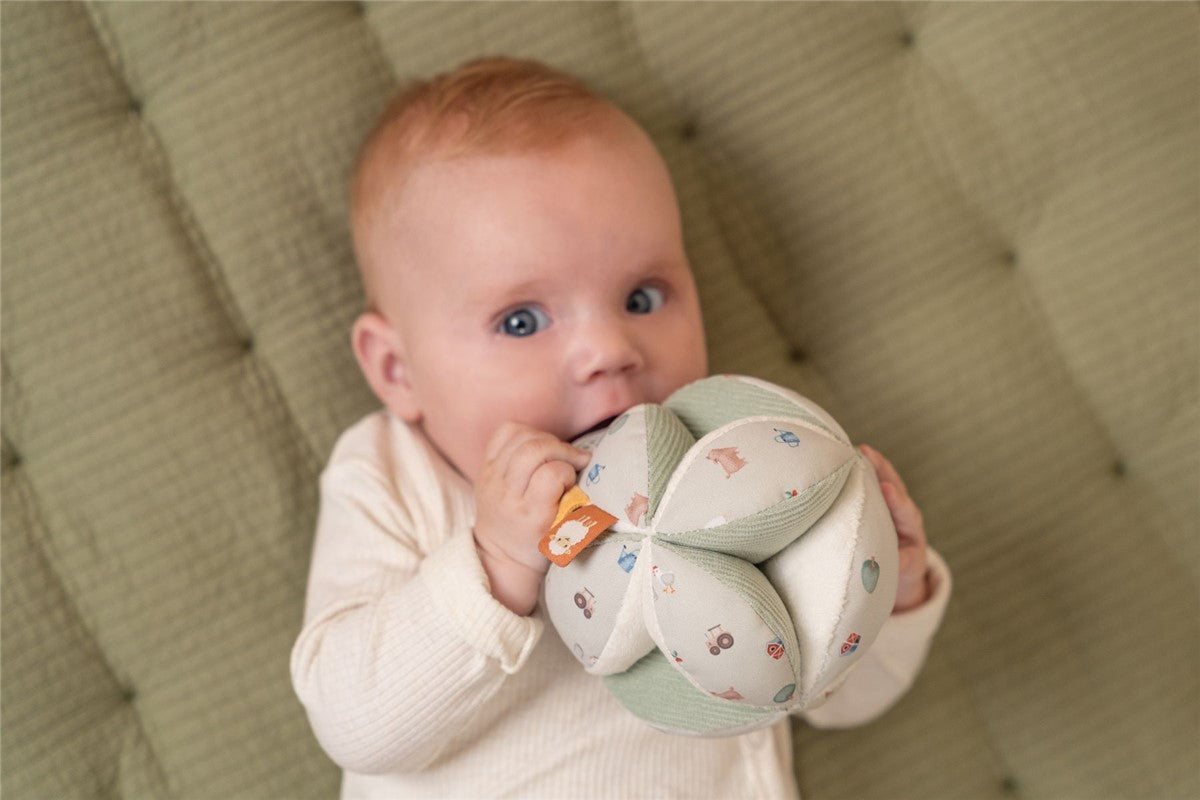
left=666, top=377, right=843, bottom=442
left=658, top=459, right=854, bottom=563
left=655, top=540, right=801, bottom=688
left=644, top=404, right=696, bottom=519
left=604, top=650, right=778, bottom=735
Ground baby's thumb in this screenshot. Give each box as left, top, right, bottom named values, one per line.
left=530, top=459, right=581, bottom=508
left=569, top=446, right=592, bottom=471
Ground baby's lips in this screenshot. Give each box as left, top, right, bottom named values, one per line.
left=573, top=413, right=622, bottom=441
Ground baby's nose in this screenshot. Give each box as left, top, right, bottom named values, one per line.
left=570, top=319, right=644, bottom=383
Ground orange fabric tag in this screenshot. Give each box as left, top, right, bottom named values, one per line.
left=551, top=486, right=592, bottom=528
left=540, top=488, right=618, bottom=567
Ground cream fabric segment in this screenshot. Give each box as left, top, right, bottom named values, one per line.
left=657, top=451, right=854, bottom=563
left=570, top=409, right=650, bottom=534
left=646, top=541, right=801, bottom=709
left=764, top=458, right=900, bottom=706
left=543, top=534, right=656, bottom=676
left=803, top=548, right=951, bottom=728
left=653, top=416, right=851, bottom=537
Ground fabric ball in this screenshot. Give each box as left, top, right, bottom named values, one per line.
left=544, top=375, right=898, bottom=736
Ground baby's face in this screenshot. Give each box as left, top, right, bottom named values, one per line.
left=367, top=118, right=707, bottom=481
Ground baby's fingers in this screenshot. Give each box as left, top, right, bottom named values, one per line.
left=505, top=435, right=589, bottom=493
left=859, top=444, right=909, bottom=497
left=527, top=459, right=582, bottom=512
left=880, top=480, right=926, bottom=546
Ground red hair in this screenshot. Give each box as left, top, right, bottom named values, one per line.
left=350, top=57, right=616, bottom=292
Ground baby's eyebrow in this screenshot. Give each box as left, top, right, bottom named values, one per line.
left=477, top=276, right=554, bottom=311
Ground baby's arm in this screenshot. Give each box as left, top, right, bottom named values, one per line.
left=471, top=422, right=591, bottom=615
left=291, top=434, right=547, bottom=774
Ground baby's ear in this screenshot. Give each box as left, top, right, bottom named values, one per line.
left=351, top=312, right=422, bottom=423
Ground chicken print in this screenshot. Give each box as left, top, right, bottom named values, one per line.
left=651, top=564, right=676, bottom=594
left=706, top=447, right=748, bottom=478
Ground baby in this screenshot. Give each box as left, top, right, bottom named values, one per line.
left=291, top=57, right=950, bottom=799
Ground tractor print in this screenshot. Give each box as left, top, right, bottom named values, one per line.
left=707, top=624, right=735, bottom=655
left=574, top=588, right=596, bottom=619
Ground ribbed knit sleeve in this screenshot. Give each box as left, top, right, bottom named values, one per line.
left=290, top=415, right=543, bottom=774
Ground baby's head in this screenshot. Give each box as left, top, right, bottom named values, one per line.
left=349, top=58, right=707, bottom=481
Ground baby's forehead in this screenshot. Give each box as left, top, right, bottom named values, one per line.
left=376, top=103, right=640, bottom=190
left=354, top=111, right=667, bottom=309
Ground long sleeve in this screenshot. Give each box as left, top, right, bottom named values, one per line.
left=800, top=547, right=951, bottom=728
left=289, top=414, right=544, bottom=774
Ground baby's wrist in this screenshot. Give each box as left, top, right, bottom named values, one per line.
left=473, top=530, right=546, bottom=616
left=893, top=568, right=931, bottom=613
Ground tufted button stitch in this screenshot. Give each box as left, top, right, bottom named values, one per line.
left=1112, top=460, right=1127, bottom=478
left=242, top=336, right=255, bottom=354
left=128, top=97, right=144, bottom=117
left=1, top=435, right=20, bottom=470
left=1002, top=250, right=1019, bottom=268
left=787, top=345, right=808, bottom=364
left=899, top=30, right=916, bottom=48
left=1001, top=775, right=1020, bottom=795
left=122, top=686, right=137, bottom=704
left=679, top=119, right=700, bottom=142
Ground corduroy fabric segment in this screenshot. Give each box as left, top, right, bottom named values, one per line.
left=2, top=2, right=1196, bottom=799
left=667, top=374, right=845, bottom=443
left=604, top=648, right=777, bottom=736
left=643, top=403, right=695, bottom=521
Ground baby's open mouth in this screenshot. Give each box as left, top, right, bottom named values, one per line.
left=573, top=415, right=619, bottom=441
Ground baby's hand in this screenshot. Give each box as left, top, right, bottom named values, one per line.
left=473, top=423, right=591, bottom=615
left=859, top=444, right=929, bottom=612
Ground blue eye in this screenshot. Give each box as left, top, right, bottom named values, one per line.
left=626, top=286, right=665, bottom=314
left=499, top=307, right=550, bottom=337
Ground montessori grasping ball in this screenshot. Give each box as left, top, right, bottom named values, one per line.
left=543, top=375, right=898, bottom=737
